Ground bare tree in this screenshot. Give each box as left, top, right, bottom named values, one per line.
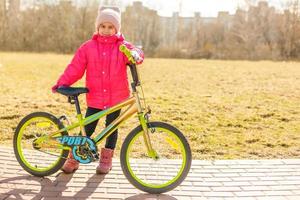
left=0, top=0, right=299, bottom=60
left=0, top=0, right=7, bottom=47
left=286, top=0, right=300, bottom=58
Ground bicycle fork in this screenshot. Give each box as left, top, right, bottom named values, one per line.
left=138, top=113, right=158, bottom=159
left=135, top=93, right=158, bottom=160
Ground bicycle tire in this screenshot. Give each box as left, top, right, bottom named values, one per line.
left=120, top=121, right=192, bottom=193
left=13, top=112, right=69, bottom=177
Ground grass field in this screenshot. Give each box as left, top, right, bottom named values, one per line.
left=0, top=52, right=300, bottom=160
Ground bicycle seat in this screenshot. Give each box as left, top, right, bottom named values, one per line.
left=56, top=86, right=89, bottom=97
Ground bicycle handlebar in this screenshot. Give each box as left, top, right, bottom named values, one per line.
left=119, top=44, right=140, bottom=87
left=119, top=44, right=136, bottom=64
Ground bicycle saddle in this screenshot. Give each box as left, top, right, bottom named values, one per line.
left=56, top=86, right=89, bottom=97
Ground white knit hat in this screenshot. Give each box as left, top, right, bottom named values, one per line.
left=95, top=6, right=121, bottom=33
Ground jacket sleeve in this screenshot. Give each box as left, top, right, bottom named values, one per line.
left=122, top=41, right=144, bottom=65
left=55, top=44, right=87, bottom=87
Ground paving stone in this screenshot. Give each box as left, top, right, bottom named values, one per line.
left=1, top=145, right=300, bottom=199
left=241, top=186, right=270, bottom=191
left=202, top=191, right=235, bottom=197
left=286, top=196, right=300, bottom=200
left=263, top=190, right=293, bottom=196
left=250, top=181, right=280, bottom=186
left=223, top=181, right=252, bottom=186
left=234, top=191, right=265, bottom=197
left=211, top=186, right=242, bottom=192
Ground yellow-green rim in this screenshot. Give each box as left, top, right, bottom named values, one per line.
left=17, top=117, right=64, bottom=172
left=125, top=127, right=187, bottom=189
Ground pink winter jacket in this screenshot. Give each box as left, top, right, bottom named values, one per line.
left=53, top=33, right=144, bottom=110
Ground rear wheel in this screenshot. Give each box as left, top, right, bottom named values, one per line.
left=13, top=112, right=69, bottom=177
left=120, top=122, right=192, bottom=193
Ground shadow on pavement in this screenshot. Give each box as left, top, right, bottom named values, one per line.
left=0, top=174, right=177, bottom=199
left=0, top=171, right=106, bottom=199
left=0, top=175, right=53, bottom=199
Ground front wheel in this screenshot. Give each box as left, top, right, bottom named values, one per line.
left=120, top=122, right=192, bottom=193
left=13, top=112, right=69, bottom=177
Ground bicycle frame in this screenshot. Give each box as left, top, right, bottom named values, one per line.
left=35, top=73, right=156, bottom=158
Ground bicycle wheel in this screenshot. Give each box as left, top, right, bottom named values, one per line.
left=13, top=112, right=69, bottom=177
left=120, top=121, right=192, bottom=193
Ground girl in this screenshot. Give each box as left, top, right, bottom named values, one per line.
left=52, top=6, right=144, bottom=174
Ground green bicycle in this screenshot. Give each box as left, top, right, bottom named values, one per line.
left=13, top=45, right=192, bottom=194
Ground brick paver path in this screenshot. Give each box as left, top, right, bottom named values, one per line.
left=1, top=145, right=300, bottom=200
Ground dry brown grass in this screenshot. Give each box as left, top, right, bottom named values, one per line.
left=1, top=52, right=300, bottom=159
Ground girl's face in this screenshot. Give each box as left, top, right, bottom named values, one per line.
left=98, top=22, right=117, bottom=36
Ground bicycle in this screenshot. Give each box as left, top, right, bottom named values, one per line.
left=13, top=45, right=192, bottom=194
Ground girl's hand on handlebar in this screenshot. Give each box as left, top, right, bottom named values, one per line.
left=119, top=44, right=138, bottom=64
left=130, top=50, right=143, bottom=63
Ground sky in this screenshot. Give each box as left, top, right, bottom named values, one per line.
left=122, top=0, right=286, bottom=17
left=21, top=0, right=288, bottom=17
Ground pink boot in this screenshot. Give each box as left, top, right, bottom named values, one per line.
left=62, top=152, right=79, bottom=174
left=96, top=148, right=114, bottom=174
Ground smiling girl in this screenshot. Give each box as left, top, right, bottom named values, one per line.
left=52, top=6, right=144, bottom=174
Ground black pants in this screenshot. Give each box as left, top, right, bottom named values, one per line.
left=84, top=107, right=121, bottom=150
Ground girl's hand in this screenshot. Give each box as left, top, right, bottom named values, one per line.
left=119, top=44, right=144, bottom=64
left=52, top=84, right=68, bottom=93
left=130, top=50, right=143, bottom=63
left=51, top=84, right=59, bottom=93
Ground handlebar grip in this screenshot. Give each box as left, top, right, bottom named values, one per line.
left=119, top=44, right=136, bottom=64
left=119, top=44, right=140, bottom=87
